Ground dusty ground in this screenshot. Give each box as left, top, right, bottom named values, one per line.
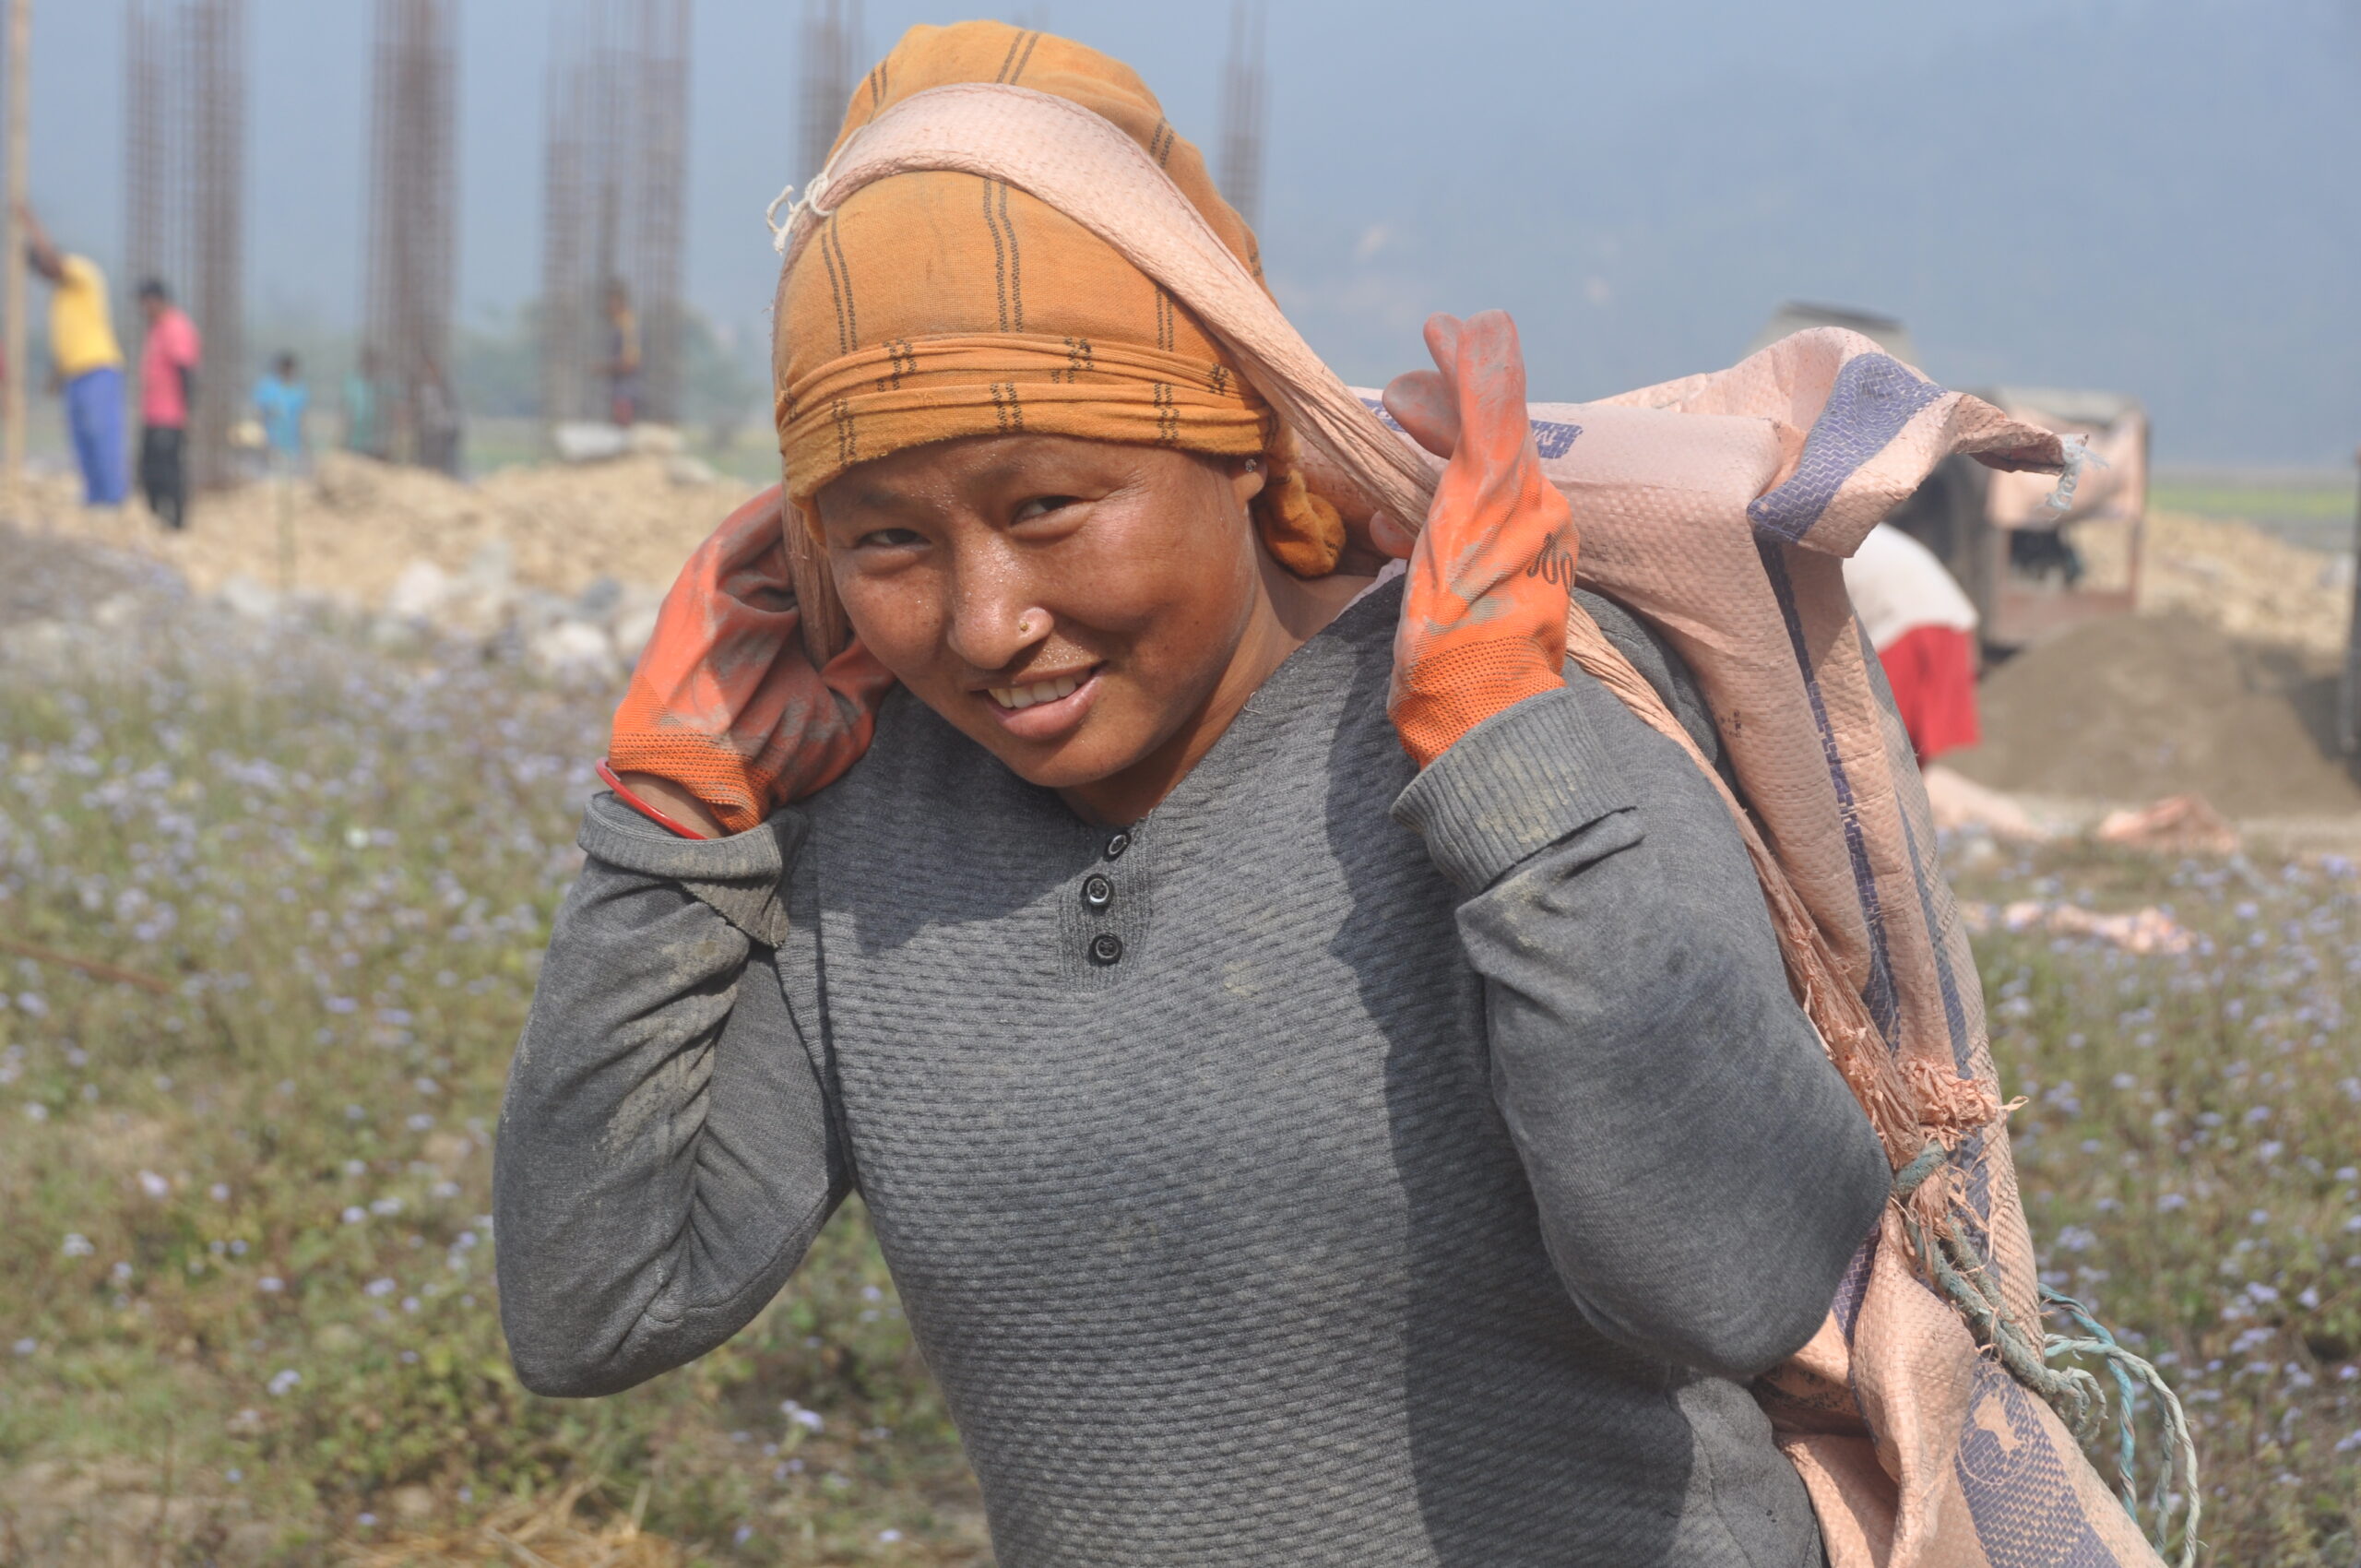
left=24, top=466, right=2344, bottom=645
left=18, top=469, right=2361, bottom=823
left=18, top=451, right=758, bottom=608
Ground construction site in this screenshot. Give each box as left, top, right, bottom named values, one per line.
left=1, top=3, right=2357, bottom=1565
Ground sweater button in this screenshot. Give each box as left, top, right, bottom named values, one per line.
left=1104, top=830, right=1131, bottom=861
left=1088, top=932, right=1124, bottom=966
left=1080, top=873, right=1113, bottom=911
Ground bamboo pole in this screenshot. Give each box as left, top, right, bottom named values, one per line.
left=1, top=0, right=30, bottom=522
left=2339, top=442, right=2361, bottom=755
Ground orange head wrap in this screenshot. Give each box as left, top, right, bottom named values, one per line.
left=772, top=20, right=1344, bottom=575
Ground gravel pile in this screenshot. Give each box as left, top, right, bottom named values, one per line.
left=17, top=453, right=764, bottom=683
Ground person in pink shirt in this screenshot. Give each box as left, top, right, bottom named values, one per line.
left=136, top=278, right=201, bottom=530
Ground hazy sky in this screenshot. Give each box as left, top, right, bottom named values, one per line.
left=21, top=0, right=2361, bottom=465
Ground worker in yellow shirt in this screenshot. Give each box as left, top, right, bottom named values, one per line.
left=20, top=202, right=129, bottom=505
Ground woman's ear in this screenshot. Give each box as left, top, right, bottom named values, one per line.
left=1228, top=455, right=1268, bottom=511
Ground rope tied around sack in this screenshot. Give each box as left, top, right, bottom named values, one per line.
left=1893, top=1144, right=2202, bottom=1568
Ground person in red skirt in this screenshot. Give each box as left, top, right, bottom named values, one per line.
left=1844, top=522, right=1982, bottom=765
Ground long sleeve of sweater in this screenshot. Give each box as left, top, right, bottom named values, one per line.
left=493, top=794, right=848, bottom=1397
left=1392, top=669, right=1891, bottom=1382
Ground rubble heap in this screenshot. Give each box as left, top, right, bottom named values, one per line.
left=25, top=452, right=761, bottom=682
left=2136, top=510, right=2353, bottom=658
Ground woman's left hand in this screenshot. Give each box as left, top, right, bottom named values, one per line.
left=1382, top=311, right=1580, bottom=768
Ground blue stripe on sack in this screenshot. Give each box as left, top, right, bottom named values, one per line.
left=1754, top=536, right=1902, bottom=1048
left=1832, top=1233, right=1876, bottom=1336
left=1747, top=354, right=1945, bottom=543
left=1869, top=606, right=1975, bottom=1069
left=1891, top=767, right=1974, bottom=1077
left=1883, top=649, right=2006, bottom=1277
left=1354, top=396, right=1582, bottom=457
left=1955, top=1365, right=2126, bottom=1567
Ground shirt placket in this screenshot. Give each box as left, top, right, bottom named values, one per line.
left=1059, top=823, right=1145, bottom=988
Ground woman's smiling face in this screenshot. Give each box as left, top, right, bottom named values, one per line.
left=815, top=434, right=1273, bottom=811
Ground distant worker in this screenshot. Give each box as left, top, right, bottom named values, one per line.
left=253, top=351, right=310, bottom=471
left=415, top=354, right=465, bottom=478
left=601, top=279, right=641, bottom=427
left=1844, top=522, right=1982, bottom=765
left=18, top=202, right=128, bottom=506
left=135, top=279, right=201, bottom=531
left=344, top=345, right=388, bottom=459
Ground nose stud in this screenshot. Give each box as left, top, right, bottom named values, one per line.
left=1016, top=609, right=1050, bottom=640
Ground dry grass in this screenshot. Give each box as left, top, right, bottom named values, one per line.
left=342, top=1479, right=685, bottom=1567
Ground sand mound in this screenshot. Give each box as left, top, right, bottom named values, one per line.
left=2135, top=509, right=2353, bottom=658
left=1950, top=612, right=2361, bottom=816
left=21, top=451, right=756, bottom=607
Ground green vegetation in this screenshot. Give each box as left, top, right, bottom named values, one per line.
left=1, top=534, right=2355, bottom=1562
left=2151, top=470, right=2356, bottom=552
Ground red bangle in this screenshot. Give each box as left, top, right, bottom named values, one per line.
left=597, top=759, right=712, bottom=840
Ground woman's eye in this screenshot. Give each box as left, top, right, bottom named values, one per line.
left=857, top=527, right=926, bottom=551
left=1011, top=495, right=1080, bottom=524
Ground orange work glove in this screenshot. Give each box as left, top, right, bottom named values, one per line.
left=605, top=485, right=895, bottom=836
left=1382, top=310, right=1579, bottom=768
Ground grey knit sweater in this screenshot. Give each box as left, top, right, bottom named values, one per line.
left=495, top=580, right=1888, bottom=1566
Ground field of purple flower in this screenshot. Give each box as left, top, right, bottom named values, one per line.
left=0, top=521, right=2354, bottom=1564
left=1954, top=837, right=2361, bottom=1564
left=0, top=529, right=983, bottom=1564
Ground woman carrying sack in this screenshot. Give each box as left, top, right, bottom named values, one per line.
left=494, top=23, right=1902, bottom=1565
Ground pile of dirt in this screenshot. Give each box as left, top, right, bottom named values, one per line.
left=2135, top=509, right=2353, bottom=658
left=1949, top=612, right=2361, bottom=817
left=22, top=450, right=757, bottom=606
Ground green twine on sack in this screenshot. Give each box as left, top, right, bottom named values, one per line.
left=1892, top=1144, right=2201, bottom=1568
left=2043, top=1288, right=2202, bottom=1568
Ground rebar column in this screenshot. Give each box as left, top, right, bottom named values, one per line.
left=539, top=5, right=587, bottom=429
left=186, top=0, right=245, bottom=492
left=1217, top=0, right=1267, bottom=232
left=799, top=0, right=858, bottom=184
left=363, top=0, right=457, bottom=465
left=634, top=0, right=688, bottom=424
left=2, top=0, right=30, bottom=513
left=125, top=2, right=167, bottom=312
left=540, top=0, right=694, bottom=436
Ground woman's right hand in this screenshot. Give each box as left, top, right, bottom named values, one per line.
left=606, top=486, right=896, bottom=837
